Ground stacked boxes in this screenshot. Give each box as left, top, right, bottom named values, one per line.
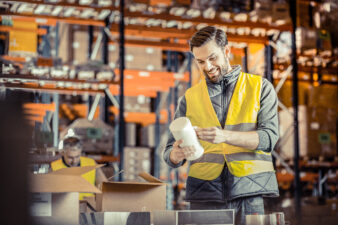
left=272, top=1, right=290, bottom=25
left=123, top=147, right=151, bottom=181
left=279, top=106, right=308, bottom=159
left=140, top=124, right=167, bottom=148
left=109, top=44, right=162, bottom=71
left=60, top=28, right=163, bottom=71
left=125, top=96, right=151, bottom=113
left=278, top=83, right=337, bottom=158
left=296, top=27, right=317, bottom=53
left=307, top=85, right=337, bottom=158
left=125, top=123, right=137, bottom=147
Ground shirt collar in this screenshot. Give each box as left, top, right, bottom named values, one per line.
left=205, top=65, right=242, bottom=85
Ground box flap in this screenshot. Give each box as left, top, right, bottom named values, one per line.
left=138, top=172, right=163, bottom=183
left=30, top=166, right=102, bottom=193
left=100, top=182, right=166, bottom=212
left=103, top=181, right=164, bottom=186
left=50, top=165, right=103, bottom=176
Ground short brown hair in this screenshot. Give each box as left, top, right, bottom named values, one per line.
left=63, top=136, right=82, bottom=149
left=189, top=26, right=228, bottom=51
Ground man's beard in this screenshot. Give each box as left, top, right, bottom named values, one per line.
left=204, top=65, right=229, bottom=83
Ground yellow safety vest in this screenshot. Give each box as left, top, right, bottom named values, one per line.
left=186, top=72, right=275, bottom=180
left=51, top=156, right=96, bottom=200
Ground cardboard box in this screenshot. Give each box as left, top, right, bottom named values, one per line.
left=308, top=85, right=338, bottom=111
left=80, top=212, right=151, bottom=225
left=125, top=123, right=137, bottom=146
left=79, top=196, right=96, bottom=213
left=307, top=106, right=337, bottom=157
left=125, top=96, right=151, bottom=113
left=140, top=124, right=166, bottom=147
left=153, top=210, right=235, bottom=225
left=30, top=166, right=102, bottom=225
left=279, top=106, right=308, bottom=159
left=96, top=172, right=166, bottom=212
left=123, top=147, right=151, bottom=181
left=296, top=27, right=317, bottom=52
left=276, top=80, right=310, bottom=108
left=109, top=44, right=162, bottom=71
left=9, top=20, right=37, bottom=56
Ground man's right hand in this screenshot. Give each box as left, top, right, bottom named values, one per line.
left=169, top=139, right=196, bottom=164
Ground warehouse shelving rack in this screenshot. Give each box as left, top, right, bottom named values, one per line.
left=0, top=0, right=293, bottom=174
left=3, top=0, right=336, bottom=214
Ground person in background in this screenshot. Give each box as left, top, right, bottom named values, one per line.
left=163, top=26, right=279, bottom=225
left=51, top=133, right=107, bottom=200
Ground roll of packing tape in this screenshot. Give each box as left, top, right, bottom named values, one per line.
left=169, top=117, right=204, bottom=161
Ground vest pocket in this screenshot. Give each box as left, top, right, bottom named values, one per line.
left=186, top=172, right=225, bottom=202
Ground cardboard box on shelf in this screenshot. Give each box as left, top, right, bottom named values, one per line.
left=272, top=1, right=290, bottom=25
left=140, top=124, right=167, bottom=147
left=123, top=147, right=151, bottom=181
left=73, top=30, right=88, bottom=65
left=317, top=29, right=332, bottom=51
left=307, top=106, right=337, bottom=158
left=96, top=172, right=166, bottom=212
left=296, top=27, right=317, bottom=52
left=125, top=123, right=137, bottom=146
left=9, top=20, right=38, bottom=57
left=276, top=80, right=310, bottom=108
left=308, top=84, right=338, bottom=111
left=253, top=0, right=272, bottom=24
left=30, top=165, right=102, bottom=225
left=109, top=44, right=162, bottom=71
left=278, top=106, right=308, bottom=159
left=125, top=96, right=151, bottom=113
left=298, top=2, right=311, bottom=28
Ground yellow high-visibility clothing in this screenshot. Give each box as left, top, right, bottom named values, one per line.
left=51, top=156, right=96, bottom=200
left=185, top=72, right=274, bottom=180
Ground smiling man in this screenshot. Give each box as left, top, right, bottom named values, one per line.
left=163, top=26, right=279, bottom=225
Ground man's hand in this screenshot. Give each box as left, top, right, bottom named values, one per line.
left=195, top=127, right=227, bottom=144
left=195, top=127, right=260, bottom=150
left=169, top=139, right=196, bottom=164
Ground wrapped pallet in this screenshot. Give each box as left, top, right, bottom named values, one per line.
left=60, top=118, right=114, bottom=155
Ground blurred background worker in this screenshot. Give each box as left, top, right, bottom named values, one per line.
left=51, top=131, right=107, bottom=200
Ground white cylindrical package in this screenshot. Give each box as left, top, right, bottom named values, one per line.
left=169, top=117, right=204, bottom=160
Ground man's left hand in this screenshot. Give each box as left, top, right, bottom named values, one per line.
left=195, top=127, right=227, bottom=144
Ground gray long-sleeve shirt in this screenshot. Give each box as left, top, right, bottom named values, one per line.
left=163, top=65, right=279, bottom=168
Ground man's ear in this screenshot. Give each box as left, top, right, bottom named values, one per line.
left=60, top=149, right=66, bottom=156
left=224, top=45, right=231, bottom=58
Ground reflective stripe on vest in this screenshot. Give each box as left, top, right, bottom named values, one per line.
left=185, top=72, right=275, bottom=179
left=51, top=156, right=96, bottom=200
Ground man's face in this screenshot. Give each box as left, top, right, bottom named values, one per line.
left=192, top=39, right=230, bottom=83
left=63, top=148, right=81, bottom=167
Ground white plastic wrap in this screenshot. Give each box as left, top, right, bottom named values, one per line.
left=169, top=117, right=204, bottom=161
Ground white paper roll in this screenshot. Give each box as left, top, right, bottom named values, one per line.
left=169, top=117, right=204, bottom=160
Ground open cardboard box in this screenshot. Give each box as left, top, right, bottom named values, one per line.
left=96, top=172, right=166, bottom=212
left=29, top=165, right=102, bottom=225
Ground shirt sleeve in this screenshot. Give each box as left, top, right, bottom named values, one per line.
left=256, top=78, right=279, bottom=152
left=162, top=95, right=187, bottom=168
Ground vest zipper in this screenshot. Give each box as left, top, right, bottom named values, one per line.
left=221, top=80, right=224, bottom=129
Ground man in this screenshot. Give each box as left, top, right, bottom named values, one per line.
left=51, top=133, right=107, bottom=200
left=163, top=26, right=279, bottom=225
